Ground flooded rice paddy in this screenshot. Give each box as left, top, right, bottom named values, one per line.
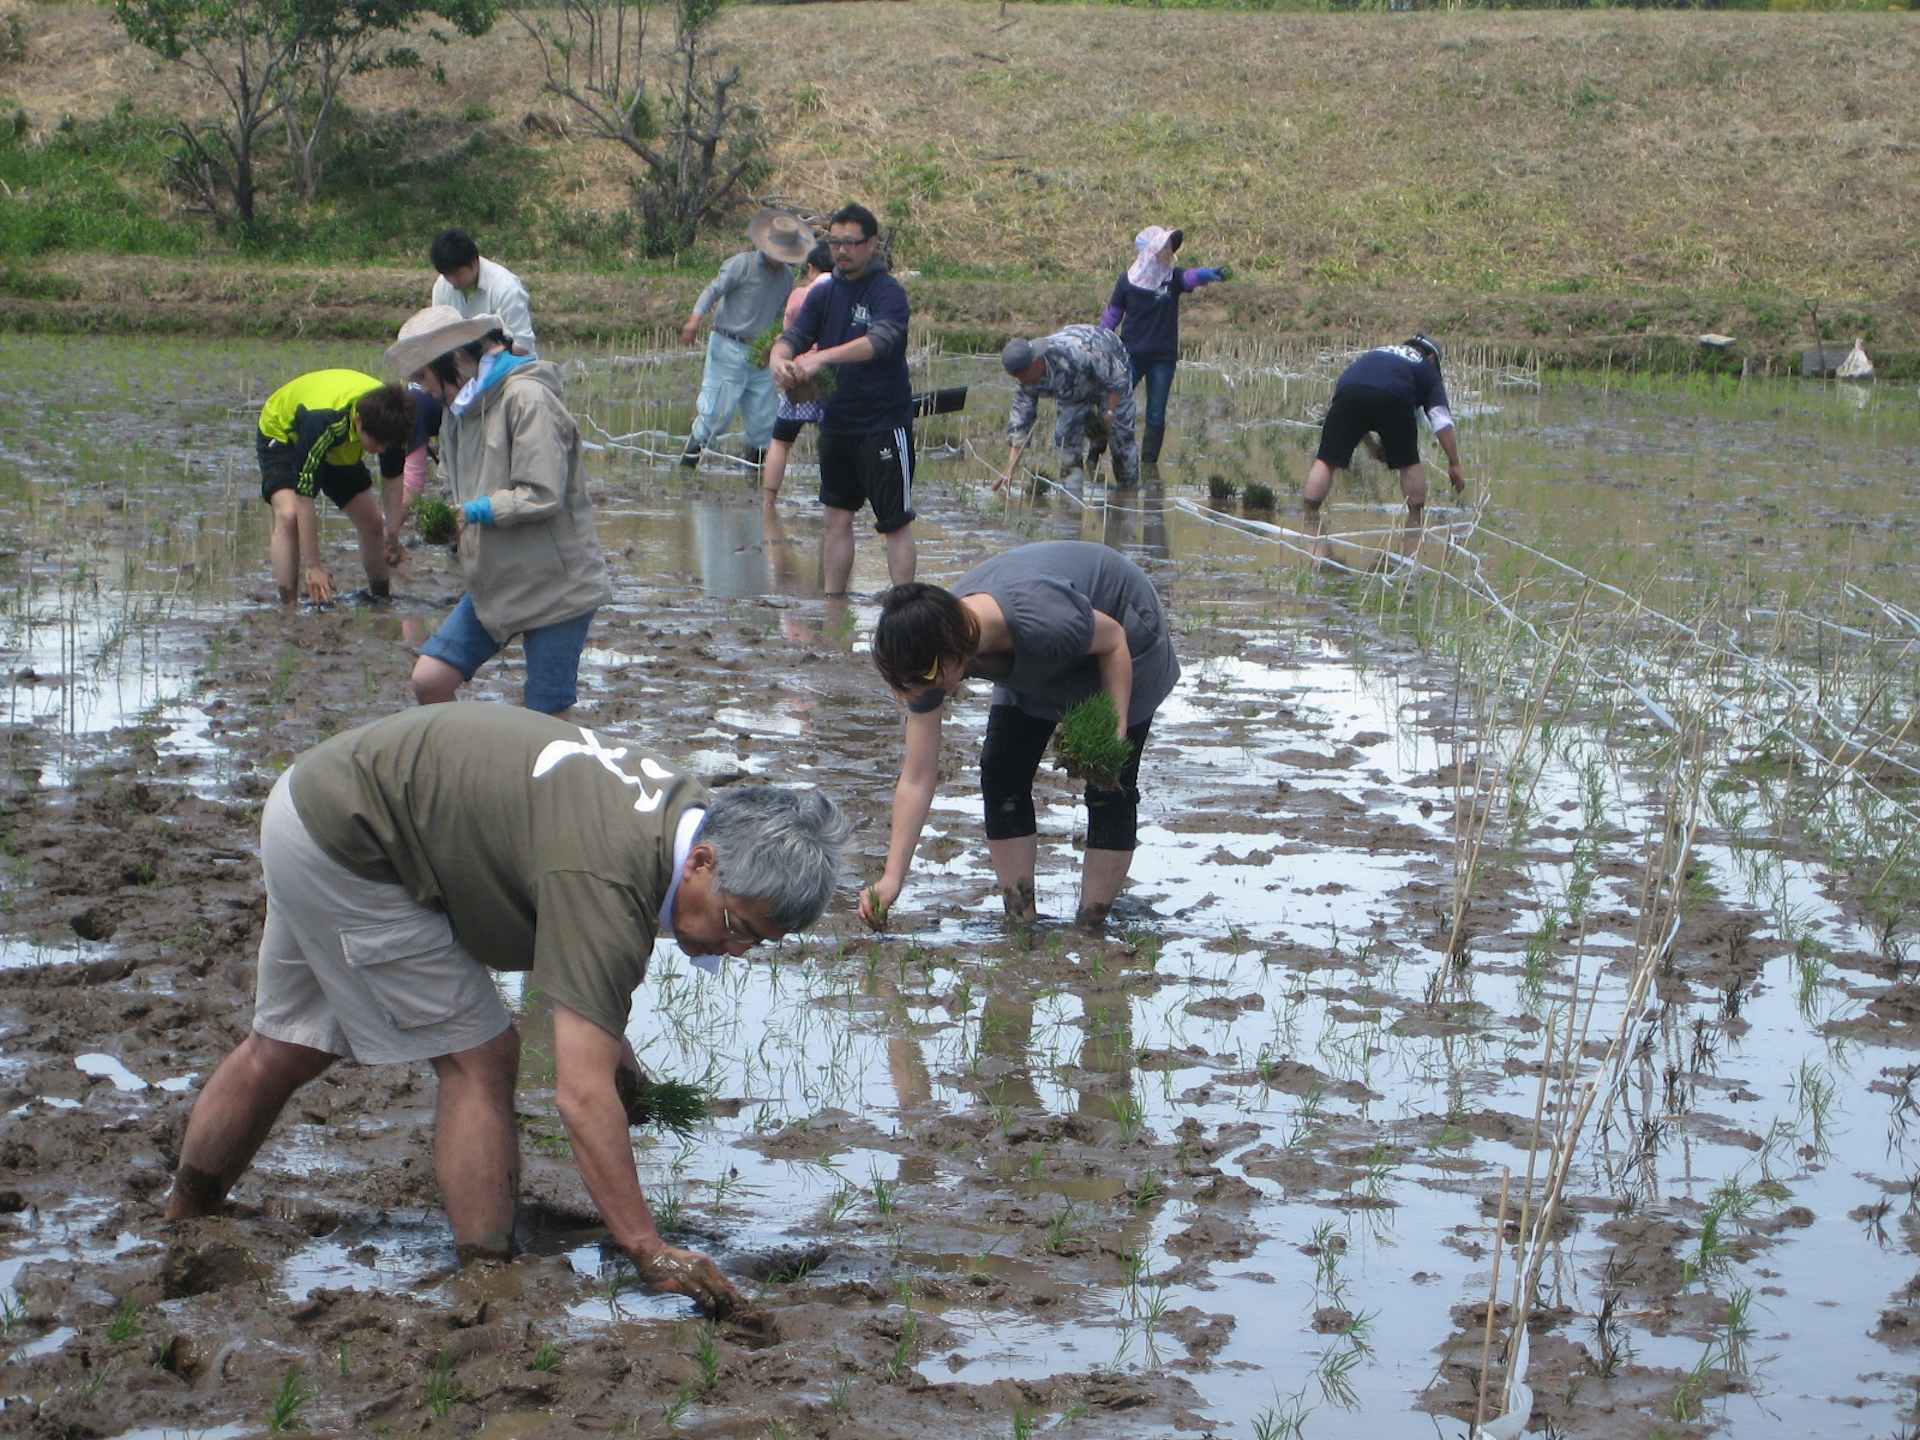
left=2, top=333, right=1919, bottom=1438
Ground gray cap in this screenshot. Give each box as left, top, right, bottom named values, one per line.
left=1001, top=338, right=1038, bottom=374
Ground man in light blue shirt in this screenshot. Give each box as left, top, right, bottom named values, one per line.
left=679, top=210, right=813, bottom=472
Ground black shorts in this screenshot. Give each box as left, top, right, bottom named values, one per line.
left=979, top=703, right=1152, bottom=851
left=1314, top=384, right=1421, bottom=471
left=772, top=415, right=809, bottom=445
left=818, top=425, right=915, bottom=534
left=257, top=432, right=372, bottom=510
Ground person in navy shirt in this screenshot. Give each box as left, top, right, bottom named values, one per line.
left=1302, top=336, right=1466, bottom=559
left=770, top=203, right=916, bottom=596
left=1098, top=225, right=1228, bottom=466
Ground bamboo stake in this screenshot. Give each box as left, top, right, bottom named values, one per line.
left=1475, top=1170, right=1513, bottom=1434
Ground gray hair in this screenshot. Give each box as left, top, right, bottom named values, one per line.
left=700, top=785, right=851, bottom=929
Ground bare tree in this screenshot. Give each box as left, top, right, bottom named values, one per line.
left=114, top=0, right=305, bottom=223
left=514, top=0, right=767, bottom=256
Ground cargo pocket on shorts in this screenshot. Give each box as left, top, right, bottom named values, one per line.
left=338, top=910, right=469, bottom=1031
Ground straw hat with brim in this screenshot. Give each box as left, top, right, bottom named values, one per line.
left=385, top=306, right=505, bottom=377
left=748, top=209, right=815, bottom=265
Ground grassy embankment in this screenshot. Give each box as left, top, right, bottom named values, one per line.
left=1, top=2, right=1916, bottom=372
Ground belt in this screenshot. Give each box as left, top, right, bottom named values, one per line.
left=716, top=327, right=759, bottom=345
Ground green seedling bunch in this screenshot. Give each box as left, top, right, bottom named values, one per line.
left=863, top=885, right=890, bottom=929
left=1242, top=481, right=1277, bottom=511
left=415, top=495, right=458, bottom=545
left=751, top=321, right=838, bottom=395
left=1053, top=694, right=1134, bottom=789
left=613, top=1066, right=714, bottom=1139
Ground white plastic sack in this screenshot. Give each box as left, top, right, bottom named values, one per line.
left=1479, top=1325, right=1533, bottom=1439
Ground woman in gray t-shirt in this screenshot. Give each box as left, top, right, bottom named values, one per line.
left=861, top=540, right=1180, bottom=929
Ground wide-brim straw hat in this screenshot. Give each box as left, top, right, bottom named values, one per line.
left=747, top=209, right=815, bottom=265
left=386, top=305, right=505, bottom=377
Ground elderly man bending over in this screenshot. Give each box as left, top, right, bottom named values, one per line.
left=166, top=704, right=849, bottom=1315
left=999, top=325, right=1140, bottom=493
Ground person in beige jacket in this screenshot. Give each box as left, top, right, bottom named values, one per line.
left=387, top=306, right=612, bottom=713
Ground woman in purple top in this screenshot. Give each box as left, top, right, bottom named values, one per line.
left=1099, top=225, right=1229, bottom=466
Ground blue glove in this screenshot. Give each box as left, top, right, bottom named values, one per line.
left=1200, top=265, right=1231, bottom=283
left=463, top=497, right=496, bottom=527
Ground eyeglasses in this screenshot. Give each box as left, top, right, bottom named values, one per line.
left=825, top=235, right=871, bottom=249
left=721, top=904, right=766, bottom=949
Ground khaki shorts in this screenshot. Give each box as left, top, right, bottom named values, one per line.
left=252, top=770, right=513, bottom=1065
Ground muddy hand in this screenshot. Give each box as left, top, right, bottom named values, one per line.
left=634, top=1243, right=740, bottom=1316
left=383, top=533, right=407, bottom=569
left=304, top=565, right=336, bottom=604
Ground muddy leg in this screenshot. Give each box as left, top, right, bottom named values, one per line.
left=1302, top=458, right=1336, bottom=562
left=884, top=520, right=917, bottom=587
left=341, top=490, right=391, bottom=597
left=1076, top=847, right=1135, bottom=931
left=411, top=654, right=465, bottom=707
left=267, top=491, right=308, bottom=605
left=988, top=834, right=1039, bottom=925
left=820, top=506, right=857, bottom=597
left=166, top=1032, right=337, bottom=1218
left=429, top=1024, right=521, bottom=1260
left=1398, top=462, right=1429, bottom=561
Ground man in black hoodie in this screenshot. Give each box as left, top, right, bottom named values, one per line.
left=771, top=203, right=916, bottom=596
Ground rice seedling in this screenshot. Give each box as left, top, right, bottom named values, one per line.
left=883, top=1292, right=919, bottom=1382
left=613, top=1066, right=714, bottom=1138
left=1052, top=694, right=1134, bottom=788
left=530, top=1340, right=561, bottom=1372
left=827, top=1377, right=852, bottom=1412
left=424, top=1349, right=458, bottom=1418
left=1206, top=474, right=1238, bottom=504
left=1130, top=1171, right=1164, bottom=1212
left=662, top=1384, right=694, bottom=1427
left=1045, top=1200, right=1078, bottom=1254
left=1251, top=1392, right=1312, bottom=1440
left=869, top=1165, right=897, bottom=1218
left=104, top=1298, right=142, bottom=1343
left=336, top=1343, right=350, bottom=1377
left=692, top=1322, right=721, bottom=1393
left=266, top=1367, right=314, bottom=1434
left=414, top=495, right=457, bottom=545
left=1242, top=481, right=1276, bottom=512
left=1011, top=1409, right=1036, bottom=1440
left=824, top=1181, right=860, bottom=1225
left=1108, top=1089, right=1145, bottom=1143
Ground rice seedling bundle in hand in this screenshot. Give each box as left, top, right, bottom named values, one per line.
left=1053, top=694, right=1134, bottom=789
left=415, top=496, right=457, bottom=545
left=613, top=1066, right=713, bottom=1138
left=748, top=321, right=785, bottom=369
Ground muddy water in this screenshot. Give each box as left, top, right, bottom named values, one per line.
left=2, top=335, right=1919, bottom=1437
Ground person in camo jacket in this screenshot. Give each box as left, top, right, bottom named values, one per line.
left=998, top=325, right=1140, bottom=493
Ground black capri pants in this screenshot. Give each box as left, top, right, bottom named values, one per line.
left=980, top=703, right=1152, bottom=851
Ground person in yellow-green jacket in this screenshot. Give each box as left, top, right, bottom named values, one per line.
left=256, top=371, right=417, bottom=605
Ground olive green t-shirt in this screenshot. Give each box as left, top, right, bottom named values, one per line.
left=289, top=705, right=708, bottom=1039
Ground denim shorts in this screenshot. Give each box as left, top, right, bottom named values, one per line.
left=420, top=594, right=597, bottom=713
